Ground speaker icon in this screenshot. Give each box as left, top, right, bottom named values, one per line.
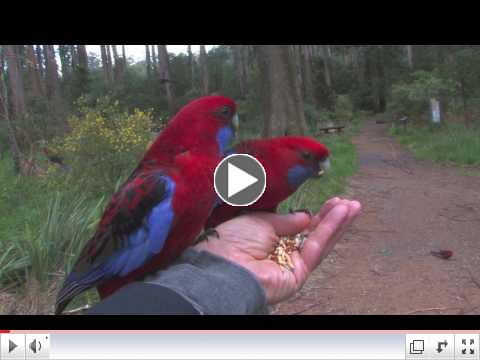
left=29, top=338, right=42, bottom=354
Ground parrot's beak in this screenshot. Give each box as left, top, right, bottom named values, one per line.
left=232, top=113, right=240, bottom=132
left=317, top=158, right=331, bottom=177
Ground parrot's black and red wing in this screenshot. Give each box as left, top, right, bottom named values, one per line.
left=55, top=170, right=176, bottom=314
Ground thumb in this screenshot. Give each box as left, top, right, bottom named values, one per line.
left=253, top=212, right=311, bottom=236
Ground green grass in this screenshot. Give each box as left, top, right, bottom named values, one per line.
left=389, top=123, right=480, bottom=166
left=0, top=155, right=107, bottom=312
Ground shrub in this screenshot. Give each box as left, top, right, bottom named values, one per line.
left=334, top=95, right=355, bottom=122
left=388, top=71, right=455, bottom=119
left=48, top=96, right=154, bottom=195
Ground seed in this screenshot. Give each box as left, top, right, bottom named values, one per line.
left=269, top=233, right=309, bottom=272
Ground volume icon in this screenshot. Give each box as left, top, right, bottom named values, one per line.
left=29, top=338, right=42, bottom=353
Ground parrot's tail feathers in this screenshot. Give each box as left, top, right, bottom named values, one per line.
left=55, top=270, right=104, bottom=315
left=55, top=283, right=90, bottom=315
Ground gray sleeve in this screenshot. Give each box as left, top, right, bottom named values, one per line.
left=143, top=248, right=269, bottom=315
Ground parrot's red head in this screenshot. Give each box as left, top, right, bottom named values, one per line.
left=236, top=136, right=331, bottom=190
left=278, top=136, right=330, bottom=174
left=144, top=96, right=239, bottom=164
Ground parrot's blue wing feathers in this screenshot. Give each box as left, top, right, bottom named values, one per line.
left=55, top=171, right=175, bottom=313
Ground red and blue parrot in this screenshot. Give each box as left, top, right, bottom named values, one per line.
left=206, top=136, right=330, bottom=229
left=55, top=96, right=239, bottom=314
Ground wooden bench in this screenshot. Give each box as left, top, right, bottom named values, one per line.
left=317, top=125, right=346, bottom=135
left=396, top=116, right=409, bottom=131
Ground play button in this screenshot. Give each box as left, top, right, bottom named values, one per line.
left=9, top=340, right=17, bottom=353
left=214, top=154, right=266, bottom=206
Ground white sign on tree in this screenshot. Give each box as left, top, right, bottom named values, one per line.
left=431, top=98, right=441, bottom=124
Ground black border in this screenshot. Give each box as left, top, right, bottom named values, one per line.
left=1, top=315, right=479, bottom=330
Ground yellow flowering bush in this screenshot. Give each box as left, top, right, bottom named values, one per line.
left=48, top=97, right=155, bottom=195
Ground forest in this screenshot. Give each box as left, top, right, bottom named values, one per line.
left=1, top=45, right=480, bottom=314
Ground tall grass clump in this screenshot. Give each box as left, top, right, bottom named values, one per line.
left=390, top=123, right=480, bottom=166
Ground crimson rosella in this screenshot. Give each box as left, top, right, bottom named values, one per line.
left=206, top=136, right=330, bottom=229
left=55, top=96, right=239, bottom=314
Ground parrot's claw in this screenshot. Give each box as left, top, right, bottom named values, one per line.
left=289, top=208, right=313, bottom=217
left=194, top=228, right=219, bottom=245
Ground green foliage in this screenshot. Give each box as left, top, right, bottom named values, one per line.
left=334, top=95, right=356, bottom=122
left=207, top=46, right=237, bottom=98
left=437, top=48, right=480, bottom=111
left=14, top=192, right=105, bottom=285
left=388, top=71, right=455, bottom=118
left=236, top=63, right=263, bottom=135
left=390, top=123, right=480, bottom=166
left=303, top=103, right=321, bottom=130
left=312, top=58, right=336, bottom=110
left=0, top=153, right=107, bottom=294
left=49, top=96, right=154, bottom=196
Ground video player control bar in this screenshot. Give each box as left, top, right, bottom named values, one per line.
left=1, top=332, right=479, bottom=359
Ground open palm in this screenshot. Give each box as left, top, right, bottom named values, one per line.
left=194, top=197, right=361, bottom=305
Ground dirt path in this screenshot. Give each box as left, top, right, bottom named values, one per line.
left=275, top=120, right=480, bottom=315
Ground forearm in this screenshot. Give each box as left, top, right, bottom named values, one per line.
left=87, top=249, right=268, bottom=315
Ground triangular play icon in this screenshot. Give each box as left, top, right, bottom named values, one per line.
left=9, top=339, right=17, bottom=353
left=227, top=162, right=258, bottom=198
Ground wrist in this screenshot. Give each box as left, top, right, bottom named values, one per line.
left=144, top=249, right=269, bottom=315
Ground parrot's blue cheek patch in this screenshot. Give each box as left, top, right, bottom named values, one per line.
left=217, top=126, right=234, bottom=156
left=287, top=165, right=316, bottom=189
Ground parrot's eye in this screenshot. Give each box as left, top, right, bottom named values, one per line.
left=221, top=105, right=231, bottom=116
left=301, top=151, right=314, bottom=161
left=215, top=105, right=233, bottom=120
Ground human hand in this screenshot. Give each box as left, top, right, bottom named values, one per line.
left=193, top=197, right=362, bottom=305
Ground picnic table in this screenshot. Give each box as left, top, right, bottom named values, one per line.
left=317, top=125, right=346, bottom=135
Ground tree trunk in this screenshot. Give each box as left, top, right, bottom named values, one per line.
left=71, top=45, right=78, bottom=70
left=375, top=46, right=387, bottom=113
left=100, top=45, right=112, bottom=87
left=16, top=46, right=26, bottom=72
left=44, top=45, right=61, bottom=107
left=199, top=45, right=209, bottom=96
left=111, top=45, right=120, bottom=80
left=187, top=45, right=195, bottom=90
left=256, top=45, right=307, bottom=137
left=145, top=45, right=151, bottom=79
left=58, top=45, right=71, bottom=79
left=100, top=45, right=108, bottom=84
left=78, top=45, right=88, bottom=71
left=35, top=45, right=45, bottom=80
left=292, top=45, right=303, bottom=99
left=301, top=45, right=314, bottom=103
left=121, top=45, right=127, bottom=74
left=4, top=45, right=26, bottom=119
left=157, top=45, right=176, bottom=115
left=106, top=45, right=113, bottom=85
left=0, top=59, right=22, bottom=174
left=25, top=45, right=43, bottom=97
left=0, top=47, right=3, bottom=123
left=354, top=46, right=365, bottom=84
left=0, top=46, right=4, bottom=73
left=232, top=45, right=247, bottom=99
left=77, top=45, right=89, bottom=95
left=151, top=45, right=158, bottom=75
left=322, top=45, right=332, bottom=88
left=406, top=45, right=414, bottom=68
